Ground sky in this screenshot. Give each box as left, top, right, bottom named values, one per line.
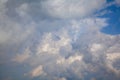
left=0, top=0, right=120, bottom=80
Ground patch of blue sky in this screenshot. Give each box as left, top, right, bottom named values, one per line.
left=98, top=2, right=120, bottom=35
left=107, top=0, right=115, bottom=3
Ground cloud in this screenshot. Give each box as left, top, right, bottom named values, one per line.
left=2, top=14, right=120, bottom=80
left=0, top=0, right=37, bottom=64
left=12, top=47, right=31, bottom=63
left=16, top=3, right=29, bottom=17
left=90, top=43, right=103, bottom=52
left=105, top=52, right=120, bottom=76
left=40, top=0, right=106, bottom=19
left=0, top=0, right=36, bottom=45
left=115, top=0, right=120, bottom=5
left=57, top=54, right=83, bottom=64
left=10, top=0, right=106, bottom=20
left=106, top=53, right=120, bottom=62
left=2, top=19, right=120, bottom=80
left=0, top=20, right=35, bottom=64
left=0, top=22, right=35, bottom=45
left=18, top=17, right=115, bottom=80
left=57, top=77, right=66, bottom=80
left=37, top=30, right=71, bottom=55
left=1, top=0, right=120, bottom=80
left=27, top=65, right=46, bottom=78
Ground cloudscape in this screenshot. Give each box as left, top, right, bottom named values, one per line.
left=0, top=0, right=120, bottom=80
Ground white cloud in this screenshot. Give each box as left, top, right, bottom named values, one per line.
left=106, top=53, right=120, bottom=62
left=37, top=30, right=72, bottom=55
left=57, top=54, right=83, bottom=64
left=7, top=17, right=118, bottom=80
left=28, top=65, right=46, bottom=78
left=1, top=1, right=120, bottom=78
left=12, top=48, right=31, bottom=63
left=105, top=60, right=120, bottom=77
left=36, top=17, right=106, bottom=56
left=105, top=44, right=120, bottom=77
left=19, top=17, right=110, bottom=79
left=90, top=43, right=103, bottom=52
left=41, top=0, right=106, bottom=19
left=106, top=53, right=120, bottom=74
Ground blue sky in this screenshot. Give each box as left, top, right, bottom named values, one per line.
left=0, top=0, right=120, bottom=80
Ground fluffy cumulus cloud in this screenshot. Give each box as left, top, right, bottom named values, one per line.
left=10, top=18, right=120, bottom=80
left=0, top=0, right=120, bottom=80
